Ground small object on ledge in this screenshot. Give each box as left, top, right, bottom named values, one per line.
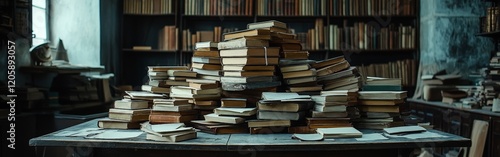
left=29, top=42, right=52, bottom=66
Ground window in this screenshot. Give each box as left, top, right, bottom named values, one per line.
left=32, top=0, right=47, bottom=46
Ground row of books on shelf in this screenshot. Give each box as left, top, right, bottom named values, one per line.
left=256, top=0, right=326, bottom=16
left=123, top=0, right=174, bottom=15
left=358, top=59, right=416, bottom=87
left=328, top=23, right=416, bottom=50
left=329, top=0, right=416, bottom=16
left=184, top=0, right=254, bottom=16
left=182, top=27, right=241, bottom=51
left=123, top=0, right=416, bottom=17
left=482, top=6, right=500, bottom=33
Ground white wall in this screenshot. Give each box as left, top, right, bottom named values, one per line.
left=50, top=0, right=100, bottom=66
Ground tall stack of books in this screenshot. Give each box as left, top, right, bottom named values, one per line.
left=252, top=92, right=313, bottom=134
left=149, top=98, right=198, bottom=124
left=315, top=56, right=361, bottom=91
left=98, top=99, right=151, bottom=129
left=354, top=91, right=407, bottom=129
left=189, top=41, right=223, bottom=117
left=218, top=22, right=282, bottom=108
left=141, top=122, right=197, bottom=142
left=308, top=90, right=357, bottom=130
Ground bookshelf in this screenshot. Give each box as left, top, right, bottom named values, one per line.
left=0, top=0, right=32, bottom=44
left=118, top=0, right=420, bottom=88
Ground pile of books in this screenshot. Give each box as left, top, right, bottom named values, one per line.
left=149, top=99, right=198, bottom=124
left=353, top=91, right=407, bottom=129
left=308, top=90, right=357, bottom=129
left=141, top=122, right=197, bottom=142
left=316, top=56, right=361, bottom=91
left=252, top=92, right=313, bottom=134
left=143, top=66, right=189, bottom=95
left=98, top=99, right=150, bottom=129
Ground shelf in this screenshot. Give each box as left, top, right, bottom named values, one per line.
left=256, top=16, right=327, bottom=20
left=181, top=15, right=254, bottom=21
left=330, top=49, right=416, bottom=53
left=329, top=15, right=417, bottom=18
left=476, top=31, right=500, bottom=38
left=122, top=49, right=177, bottom=53
left=123, top=13, right=176, bottom=16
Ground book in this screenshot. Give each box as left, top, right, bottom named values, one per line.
left=222, top=29, right=271, bottom=41
left=257, top=111, right=305, bottom=120
left=132, top=46, right=152, bottom=50
left=281, top=51, right=309, bottom=59
left=167, top=70, right=197, bottom=77
left=383, top=125, right=427, bottom=135
left=311, top=56, right=346, bottom=69
left=311, top=95, right=348, bottom=102
left=317, top=67, right=358, bottom=81
left=185, top=78, right=218, bottom=84
left=222, top=65, right=276, bottom=71
left=149, top=115, right=198, bottom=124
left=219, top=47, right=280, bottom=57
left=314, top=105, right=347, bottom=112
left=152, top=104, right=193, bottom=112
left=282, top=69, right=317, bottom=79
left=141, top=85, right=170, bottom=94
left=195, top=41, right=218, bottom=50
left=189, top=120, right=249, bottom=134
left=203, top=113, right=246, bottom=124
left=220, top=76, right=275, bottom=83
left=221, top=57, right=279, bottom=65
left=108, top=113, right=150, bottom=122
left=358, top=105, right=400, bottom=113
left=365, top=77, right=402, bottom=85
left=192, top=68, right=221, bottom=76
left=150, top=110, right=198, bottom=116
left=221, top=98, right=247, bottom=108
left=288, top=86, right=323, bottom=93
left=358, top=99, right=405, bottom=106
left=147, top=66, right=188, bottom=72
left=358, top=91, right=407, bottom=100
left=223, top=71, right=275, bottom=77
left=148, top=71, right=168, bottom=77
left=191, top=57, right=221, bottom=64
left=316, top=60, right=351, bottom=76
left=280, top=64, right=311, bottom=73
left=218, top=38, right=269, bottom=49
left=214, top=107, right=257, bottom=116
left=285, top=76, right=317, bottom=85
left=311, top=111, right=349, bottom=118
left=114, top=99, right=149, bottom=109
left=191, top=63, right=222, bottom=70
left=169, top=93, right=221, bottom=100
left=316, top=127, right=362, bottom=138
left=152, top=99, right=190, bottom=105
left=97, top=118, right=141, bottom=129
left=171, top=86, right=221, bottom=95
left=257, top=101, right=312, bottom=112
left=189, top=82, right=219, bottom=90
left=247, top=20, right=287, bottom=29
left=108, top=108, right=151, bottom=115
left=145, top=132, right=197, bottom=142
left=247, top=120, right=291, bottom=128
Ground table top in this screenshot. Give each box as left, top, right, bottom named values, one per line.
left=29, top=118, right=471, bottom=151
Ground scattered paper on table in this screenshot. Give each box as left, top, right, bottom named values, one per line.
left=85, top=130, right=144, bottom=139
left=355, top=133, right=388, bottom=141
left=151, top=123, right=184, bottom=132
left=383, top=131, right=448, bottom=139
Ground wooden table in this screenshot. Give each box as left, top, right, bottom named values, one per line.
left=29, top=119, right=471, bottom=157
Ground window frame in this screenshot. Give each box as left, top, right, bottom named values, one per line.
left=32, top=0, right=49, bottom=47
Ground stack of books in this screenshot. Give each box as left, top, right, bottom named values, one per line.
left=98, top=99, right=151, bottom=129
left=315, top=56, right=361, bottom=91
left=149, top=99, right=198, bottom=124
left=141, top=122, right=197, bottom=142
left=218, top=21, right=283, bottom=108
left=353, top=91, right=407, bottom=129
left=279, top=59, right=320, bottom=94
left=191, top=41, right=222, bottom=82
left=308, top=90, right=358, bottom=129
left=143, top=66, right=189, bottom=96
left=252, top=92, right=313, bottom=134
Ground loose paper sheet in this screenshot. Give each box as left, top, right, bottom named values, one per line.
left=85, top=130, right=143, bottom=139
left=355, top=133, right=388, bottom=141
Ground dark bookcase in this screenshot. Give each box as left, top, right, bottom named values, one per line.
left=118, top=0, right=420, bottom=89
